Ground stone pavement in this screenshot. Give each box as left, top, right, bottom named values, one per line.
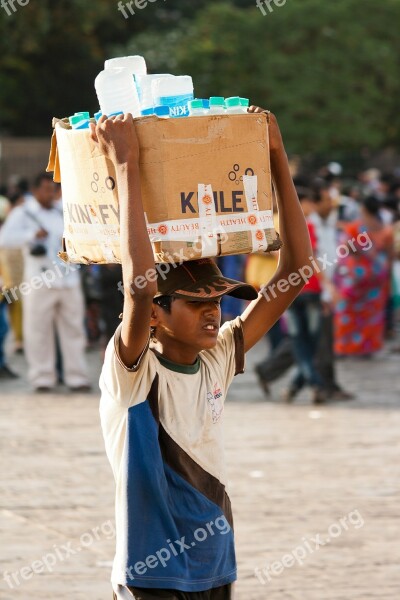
left=0, top=340, right=400, bottom=600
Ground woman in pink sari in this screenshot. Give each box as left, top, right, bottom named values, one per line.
left=335, top=197, right=393, bottom=356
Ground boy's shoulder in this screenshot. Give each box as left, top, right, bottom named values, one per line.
left=100, top=317, right=245, bottom=410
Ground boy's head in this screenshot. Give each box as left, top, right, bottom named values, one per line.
left=150, top=259, right=257, bottom=352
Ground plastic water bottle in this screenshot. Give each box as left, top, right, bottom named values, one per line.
left=188, top=99, right=206, bottom=117
left=138, top=74, right=173, bottom=112
left=225, top=96, right=246, bottom=114
left=105, top=56, right=147, bottom=99
left=152, top=75, right=194, bottom=118
left=208, top=97, right=225, bottom=115
left=95, top=68, right=141, bottom=117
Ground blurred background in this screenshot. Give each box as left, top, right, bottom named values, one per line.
left=1, top=0, right=400, bottom=175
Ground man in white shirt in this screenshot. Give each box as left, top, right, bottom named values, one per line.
left=309, top=183, right=354, bottom=401
left=0, top=173, right=90, bottom=392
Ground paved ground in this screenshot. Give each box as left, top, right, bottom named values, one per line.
left=1, top=339, right=400, bottom=600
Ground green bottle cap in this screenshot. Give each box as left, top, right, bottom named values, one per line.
left=189, top=99, right=204, bottom=110
left=239, top=98, right=249, bottom=107
left=209, top=96, right=225, bottom=106
left=225, top=96, right=241, bottom=107
left=74, top=112, right=90, bottom=119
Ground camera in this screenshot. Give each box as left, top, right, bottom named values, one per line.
left=29, top=243, right=47, bottom=257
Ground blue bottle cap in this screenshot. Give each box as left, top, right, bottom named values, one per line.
left=94, top=111, right=102, bottom=122
left=202, top=99, right=210, bottom=109
left=69, top=115, right=90, bottom=129
left=141, top=108, right=155, bottom=116
left=109, top=111, right=124, bottom=117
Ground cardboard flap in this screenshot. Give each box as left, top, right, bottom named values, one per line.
left=46, top=117, right=70, bottom=183
left=58, top=237, right=69, bottom=263
left=46, top=130, right=60, bottom=182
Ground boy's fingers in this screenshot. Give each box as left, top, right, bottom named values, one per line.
left=249, top=105, right=267, bottom=113
left=89, top=122, right=98, bottom=143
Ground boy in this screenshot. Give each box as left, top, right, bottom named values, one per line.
left=93, top=107, right=312, bottom=600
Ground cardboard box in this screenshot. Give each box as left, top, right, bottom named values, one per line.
left=47, top=113, right=281, bottom=264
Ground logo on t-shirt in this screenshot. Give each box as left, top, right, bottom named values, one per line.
left=207, top=383, right=223, bottom=423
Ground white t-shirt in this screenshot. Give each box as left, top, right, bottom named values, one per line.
left=99, top=318, right=245, bottom=593
left=0, top=199, right=79, bottom=289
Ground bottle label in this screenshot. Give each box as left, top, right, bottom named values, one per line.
left=156, top=94, right=194, bottom=118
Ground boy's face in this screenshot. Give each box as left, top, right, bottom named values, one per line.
left=152, top=297, right=222, bottom=352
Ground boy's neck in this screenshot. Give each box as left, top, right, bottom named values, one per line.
left=152, top=339, right=199, bottom=366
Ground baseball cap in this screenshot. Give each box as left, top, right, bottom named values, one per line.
left=155, top=259, right=258, bottom=302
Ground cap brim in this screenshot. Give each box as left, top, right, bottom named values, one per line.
left=171, top=276, right=258, bottom=302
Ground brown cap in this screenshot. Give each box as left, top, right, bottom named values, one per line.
left=155, top=258, right=258, bottom=301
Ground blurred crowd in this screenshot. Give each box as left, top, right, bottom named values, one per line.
left=0, top=163, right=399, bottom=400
left=0, top=174, right=123, bottom=390
left=222, top=162, right=400, bottom=403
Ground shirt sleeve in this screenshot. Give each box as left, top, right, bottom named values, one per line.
left=0, top=207, right=36, bottom=248
left=204, top=316, right=245, bottom=393
left=99, top=324, right=156, bottom=409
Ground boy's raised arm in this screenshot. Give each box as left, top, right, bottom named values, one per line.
left=241, top=108, right=313, bottom=351
left=90, top=115, right=157, bottom=367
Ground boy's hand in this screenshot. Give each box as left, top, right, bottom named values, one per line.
left=35, top=228, right=48, bottom=239
left=90, top=114, right=139, bottom=167
left=241, top=107, right=313, bottom=352
left=248, top=106, right=284, bottom=155
left=91, top=115, right=154, bottom=368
